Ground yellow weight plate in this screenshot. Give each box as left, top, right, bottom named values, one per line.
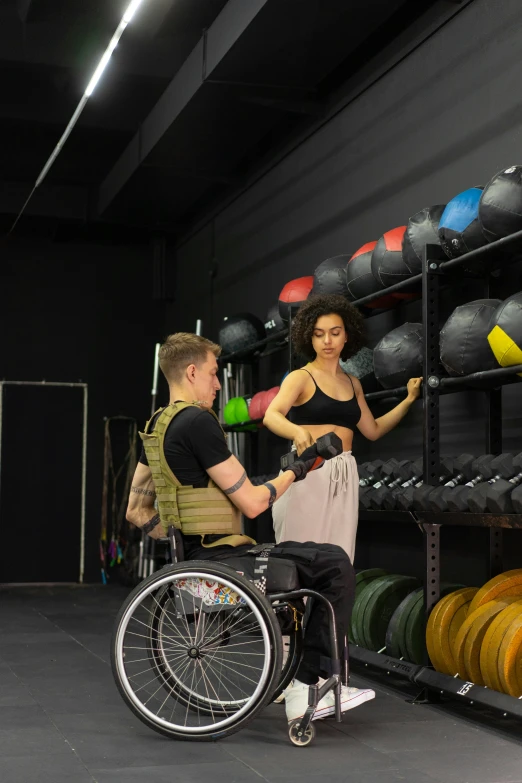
left=434, top=588, right=478, bottom=675
left=468, top=569, right=522, bottom=615
left=426, top=592, right=459, bottom=674
left=426, top=589, right=476, bottom=674
left=498, top=610, right=522, bottom=696
left=480, top=601, right=522, bottom=692
left=459, top=597, right=521, bottom=685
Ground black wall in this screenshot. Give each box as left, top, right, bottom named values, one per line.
left=168, top=0, right=522, bottom=578
left=0, top=234, right=168, bottom=582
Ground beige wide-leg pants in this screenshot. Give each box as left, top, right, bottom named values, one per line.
left=272, top=451, right=359, bottom=563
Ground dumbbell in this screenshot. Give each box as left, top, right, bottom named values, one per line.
left=467, top=453, right=518, bottom=513
left=484, top=453, right=522, bottom=513
left=359, top=459, right=400, bottom=510
left=426, top=454, right=476, bottom=512
left=446, top=455, right=498, bottom=512
left=382, top=458, right=423, bottom=510
left=359, top=460, right=384, bottom=485
left=511, top=481, right=522, bottom=513
left=410, top=457, right=456, bottom=512
left=367, top=460, right=414, bottom=510
left=280, top=432, right=343, bottom=471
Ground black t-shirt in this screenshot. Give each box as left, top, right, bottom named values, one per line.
left=140, top=405, right=233, bottom=558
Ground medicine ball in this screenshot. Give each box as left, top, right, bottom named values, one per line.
left=373, top=323, right=423, bottom=390
left=340, top=347, right=381, bottom=393
left=312, top=255, right=350, bottom=297
left=278, top=276, right=314, bottom=322
left=219, top=313, right=266, bottom=358
left=264, top=303, right=285, bottom=337
left=346, top=242, right=397, bottom=310
left=479, top=165, right=522, bottom=244
left=487, top=293, right=522, bottom=376
left=371, top=226, right=412, bottom=289
left=438, top=187, right=488, bottom=258
left=248, top=391, right=267, bottom=423
left=402, top=205, right=446, bottom=275
left=440, top=299, right=501, bottom=376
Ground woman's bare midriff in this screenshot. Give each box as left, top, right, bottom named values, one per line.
left=303, top=423, right=354, bottom=453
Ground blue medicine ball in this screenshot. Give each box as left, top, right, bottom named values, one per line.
left=438, top=187, right=488, bottom=259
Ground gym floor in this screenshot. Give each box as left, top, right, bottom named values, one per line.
left=2, top=586, right=522, bottom=783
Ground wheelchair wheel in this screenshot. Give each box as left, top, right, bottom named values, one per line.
left=270, top=622, right=303, bottom=701
left=111, top=561, right=283, bottom=741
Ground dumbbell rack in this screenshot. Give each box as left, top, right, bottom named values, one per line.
left=349, top=233, right=522, bottom=720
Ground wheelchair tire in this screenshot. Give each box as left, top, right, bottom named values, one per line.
left=111, top=561, right=283, bottom=741
left=270, top=624, right=303, bottom=701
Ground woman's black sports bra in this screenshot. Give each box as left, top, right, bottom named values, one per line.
left=289, top=369, right=361, bottom=431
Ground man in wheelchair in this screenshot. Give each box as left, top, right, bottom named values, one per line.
left=125, top=332, right=374, bottom=735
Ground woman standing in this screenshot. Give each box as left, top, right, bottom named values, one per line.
left=264, top=294, right=422, bottom=563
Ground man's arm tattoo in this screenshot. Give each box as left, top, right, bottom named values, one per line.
left=223, top=471, right=247, bottom=495
left=264, top=482, right=277, bottom=508
left=131, top=486, right=156, bottom=497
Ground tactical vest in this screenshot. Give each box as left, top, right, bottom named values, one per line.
left=140, top=402, right=255, bottom=548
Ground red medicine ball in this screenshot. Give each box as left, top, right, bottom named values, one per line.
left=346, top=242, right=397, bottom=310
left=278, top=276, right=314, bottom=322
left=371, top=226, right=418, bottom=300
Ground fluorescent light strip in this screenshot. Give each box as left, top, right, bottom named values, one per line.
left=9, top=0, right=146, bottom=233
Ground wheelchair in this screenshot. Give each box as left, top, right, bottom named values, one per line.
left=111, top=527, right=346, bottom=747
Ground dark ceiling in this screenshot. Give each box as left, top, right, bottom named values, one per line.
left=0, top=0, right=440, bottom=240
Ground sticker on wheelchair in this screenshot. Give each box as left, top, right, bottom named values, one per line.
left=177, top=577, right=246, bottom=608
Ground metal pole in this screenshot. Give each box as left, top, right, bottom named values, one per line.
left=195, top=319, right=203, bottom=336
left=151, top=342, right=160, bottom=415
left=79, top=384, right=88, bottom=583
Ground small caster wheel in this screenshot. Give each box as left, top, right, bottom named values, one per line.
left=288, top=718, right=315, bottom=747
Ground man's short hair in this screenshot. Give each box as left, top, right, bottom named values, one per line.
left=159, top=333, right=221, bottom=384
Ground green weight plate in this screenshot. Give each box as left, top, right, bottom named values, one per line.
left=349, top=569, right=388, bottom=644
left=352, top=574, right=389, bottom=647
left=356, top=575, right=404, bottom=650
left=385, top=588, right=421, bottom=659
left=395, top=587, right=424, bottom=659
left=405, top=583, right=466, bottom=665
left=363, top=575, right=421, bottom=651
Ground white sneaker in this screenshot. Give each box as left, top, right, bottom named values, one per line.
left=322, top=684, right=376, bottom=713
left=284, top=679, right=335, bottom=722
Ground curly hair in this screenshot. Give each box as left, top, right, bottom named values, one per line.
left=291, top=294, right=365, bottom=362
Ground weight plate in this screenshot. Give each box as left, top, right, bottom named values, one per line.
left=456, top=597, right=521, bottom=685
left=427, top=588, right=478, bottom=674
left=353, top=575, right=398, bottom=648
left=480, top=601, right=522, bottom=692
left=385, top=588, right=422, bottom=659
left=363, top=575, right=420, bottom=651
left=350, top=569, right=388, bottom=644
left=426, top=590, right=467, bottom=673
left=406, top=584, right=465, bottom=665
left=468, top=569, right=522, bottom=615
left=498, top=611, right=522, bottom=696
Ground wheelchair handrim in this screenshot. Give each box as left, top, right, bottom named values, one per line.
left=114, top=569, right=273, bottom=734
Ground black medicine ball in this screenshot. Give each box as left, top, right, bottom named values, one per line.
left=479, top=165, right=522, bottom=244
left=264, top=304, right=285, bottom=337
left=402, top=205, right=446, bottom=275
left=440, top=299, right=501, bottom=377
left=219, top=313, right=266, bottom=358
left=312, top=255, right=350, bottom=297
left=373, top=323, right=423, bottom=389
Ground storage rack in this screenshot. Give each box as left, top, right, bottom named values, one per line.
left=221, top=227, right=522, bottom=720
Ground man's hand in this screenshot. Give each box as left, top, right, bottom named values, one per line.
left=293, top=427, right=315, bottom=456
left=406, top=377, right=422, bottom=402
